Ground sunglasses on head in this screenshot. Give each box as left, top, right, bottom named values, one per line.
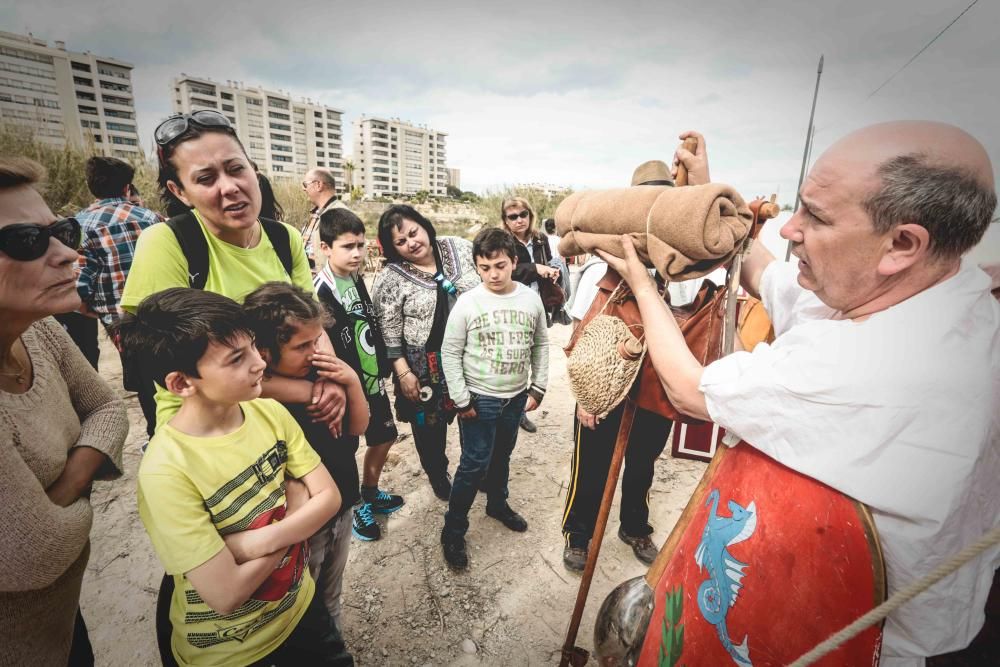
left=0, top=218, right=81, bottom=261
left=154, top=110, right=234, bottom=148
left=505, top=210, right=530, bottom=222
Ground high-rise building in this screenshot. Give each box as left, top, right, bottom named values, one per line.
left=353, top=116, right=448, bottom=198
left=447, top=168, right=461, bottom=191
left=0, top=31, right=141, bottom=158
left=171, top=75, right=345, bottom=186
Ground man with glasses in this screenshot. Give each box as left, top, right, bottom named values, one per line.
left=301, top=168, right=347, bottom=267
left=68, top=156, right=162, bottom=439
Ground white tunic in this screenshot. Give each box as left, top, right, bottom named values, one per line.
left=699, top=259, right=1000, bottom=665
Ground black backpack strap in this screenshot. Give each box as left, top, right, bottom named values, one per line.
left=260, top=218, right=293, bottom=278
left=164, top=212, right=209, bottom=290
left=166, top=214, right=293, bottom=288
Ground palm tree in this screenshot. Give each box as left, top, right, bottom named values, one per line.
left=343, top=160, right=355, bottom=191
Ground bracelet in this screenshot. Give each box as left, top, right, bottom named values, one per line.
left=397, top=369, right=413, bottom=381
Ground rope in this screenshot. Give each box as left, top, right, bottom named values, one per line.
left=866, top=0, right=981, bottom=100
left=789, top=525, right=1000, bottom=666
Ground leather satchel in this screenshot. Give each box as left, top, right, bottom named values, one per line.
left=565, top=268, right=726, bottom=423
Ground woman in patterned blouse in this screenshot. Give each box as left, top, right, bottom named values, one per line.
left=373, top=205, right=480, bottom=500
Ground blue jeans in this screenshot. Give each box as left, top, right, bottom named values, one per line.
left=443, top=391, right=528, bottom=539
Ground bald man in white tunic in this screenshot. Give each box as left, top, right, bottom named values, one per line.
left=601, top=123, right=1000, bottom=666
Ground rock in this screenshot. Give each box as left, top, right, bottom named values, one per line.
left=461, top=638, right=477, bottom=655
left=382, top=647, right=389, bottom=657
left=440, top=589, right=450, bottom=598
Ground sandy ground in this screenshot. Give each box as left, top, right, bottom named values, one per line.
left=80, top=322, right=707, bottom=666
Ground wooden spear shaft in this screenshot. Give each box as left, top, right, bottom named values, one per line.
left=559, top=400, right=638, bottom=667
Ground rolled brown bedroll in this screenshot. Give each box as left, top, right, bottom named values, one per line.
left=554, top=183, right=753, bottom=281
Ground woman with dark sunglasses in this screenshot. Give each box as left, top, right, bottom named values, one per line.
left=120, top=110, right=347, bottom=435
left=0, top=158, right=127, bottom=666
left=373, top=205, right=480, bottom=499
left=501, top=196, right=561, bottom=292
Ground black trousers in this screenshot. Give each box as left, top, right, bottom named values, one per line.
left=410, top=420, right=450, bottom=484
left=54, top=312, right=100, bottom=371
left=67, top=608, right=94, bottom=666
left=561, top=402, right=670, bottom=549
left=119, top=346, right=158, bottom=438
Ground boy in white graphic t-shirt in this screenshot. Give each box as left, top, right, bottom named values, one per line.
left=439, top=227, right=549, bottom=570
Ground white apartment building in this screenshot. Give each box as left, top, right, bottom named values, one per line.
left=447, top=168, right=461, bottom=191
left=517, top=182, right=572, bottom=200
left=353, top=116, right=448, bottom=198
left=0, top=31, right=141, bottom=158
left=172, top=75, right=345, bottom=187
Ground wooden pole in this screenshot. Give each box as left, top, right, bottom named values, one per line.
left=559, top=400, right=638, bottom=667
left=674, top=137, right=699, bottom=185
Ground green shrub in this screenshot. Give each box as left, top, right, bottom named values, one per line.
left=1, top=123, right=163, bottom=216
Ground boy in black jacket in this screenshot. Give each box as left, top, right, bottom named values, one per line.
left=314, top=208, right=402, bottom=541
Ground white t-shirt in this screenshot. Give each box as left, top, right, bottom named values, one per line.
left=567, top=258, right=607, bottom=321
left=547, top=233, right=561, bottom=259
left=699, top=259, right=1000, bottom=665
left=567, top=259, right=703, bottom=321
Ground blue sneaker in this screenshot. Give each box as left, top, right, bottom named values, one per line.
left=367, top=488, right=405, bottom=515
left=352, top=502, right=381, bottom=541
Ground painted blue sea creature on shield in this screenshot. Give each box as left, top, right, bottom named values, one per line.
left=694, top=488, right=758, bottom=666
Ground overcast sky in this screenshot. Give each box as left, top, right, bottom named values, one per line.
left=2, top=0, right=998, bottom=203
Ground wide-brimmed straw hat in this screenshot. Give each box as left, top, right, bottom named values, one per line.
left=630, top=160, right=674, bottom=187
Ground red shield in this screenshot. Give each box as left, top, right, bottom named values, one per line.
left=639, top=443, right=885, bottom=666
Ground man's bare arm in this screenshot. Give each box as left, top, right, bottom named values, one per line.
left=596, top=239, right=710, bottom=421
left=740, top=239, right=776, bottom=300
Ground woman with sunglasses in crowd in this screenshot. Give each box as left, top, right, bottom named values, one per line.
left=0, top=158, right=127, bottom=666
left=373, top=205, right=480, bottom=500
left=500, top=196, right=561, bottom=432
left=120, top=110, right=347, bottom=433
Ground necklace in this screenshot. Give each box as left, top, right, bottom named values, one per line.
left=0, top=343, right=28, bottom=386
left=244, top=223, right=259, bottom=249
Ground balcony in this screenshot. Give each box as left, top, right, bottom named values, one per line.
left=190, top=95, right=217, bottom=108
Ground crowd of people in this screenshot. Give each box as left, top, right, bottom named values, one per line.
left=1, top=107, right=997, bottom=667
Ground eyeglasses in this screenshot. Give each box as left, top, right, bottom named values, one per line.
left=302, top=179, right=319, bottom=189
left=0, top=218, right=81, bottom=261
left=505, top=210, right=530, bottom=222
left=154, top=110, right=234, bottom=147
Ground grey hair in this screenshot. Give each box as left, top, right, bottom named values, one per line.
left=863, top=153, right=997, bottom=259
left=312, top=167, right=337, bottom=191
left=0, top=157, right=45, bottom=190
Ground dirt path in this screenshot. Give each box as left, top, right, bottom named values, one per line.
left=81, top=322, right=706, bottom=666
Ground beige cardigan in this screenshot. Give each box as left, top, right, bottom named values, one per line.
left=0, top=317, right=127, bottom=666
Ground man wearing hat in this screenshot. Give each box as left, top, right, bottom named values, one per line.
left=559, top=159, right=678, bottom=572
